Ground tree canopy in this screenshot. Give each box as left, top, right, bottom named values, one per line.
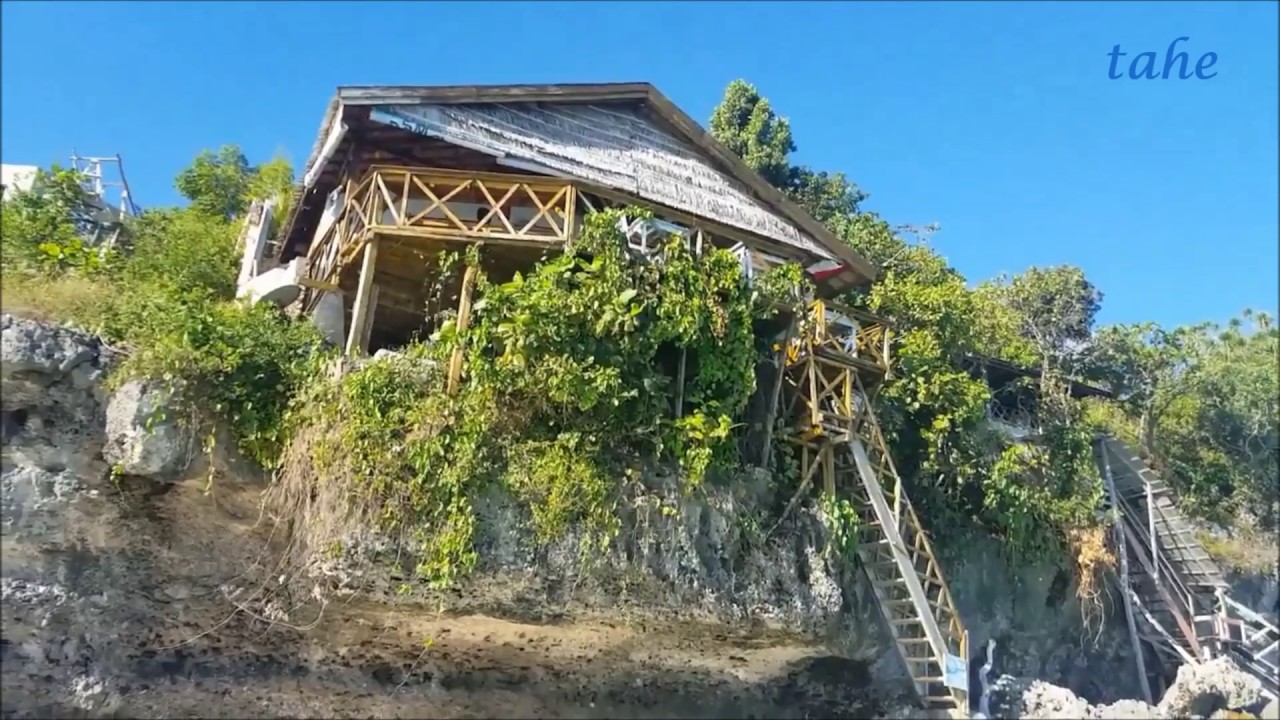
left=709, top=79, right=1277, bottom=560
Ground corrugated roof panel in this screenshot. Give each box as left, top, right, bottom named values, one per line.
left=367, top=101, right=833, bottom=260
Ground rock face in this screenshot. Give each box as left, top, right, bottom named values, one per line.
left=1, top=313, right=1150, bottom=717
left=989, top=656, right=1269, bottom=719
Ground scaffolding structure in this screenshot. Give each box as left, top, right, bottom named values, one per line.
left=69, top=151, right=138, bottom=252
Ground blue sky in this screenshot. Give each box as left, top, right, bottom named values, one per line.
left=2, top=1, right=1276, bottom=329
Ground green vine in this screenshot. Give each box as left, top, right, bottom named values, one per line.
left=821, top=494, right=861, bottom=562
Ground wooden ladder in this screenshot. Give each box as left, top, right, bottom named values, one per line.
left=845, top=379, right=970, bottom=717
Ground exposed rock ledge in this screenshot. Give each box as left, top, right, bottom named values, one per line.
left=990, top=656, right=1278, bottom=719
left=0, top=313, right=1236, bottom=718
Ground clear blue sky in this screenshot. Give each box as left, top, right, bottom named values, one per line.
left=3, top=1, right=1276, bottom=329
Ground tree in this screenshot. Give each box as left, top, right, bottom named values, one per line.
left=788, top=167, right=867, bottom=227
left=1081, top=321, right=1200, bottom=459
left=709, top=80, right=795, bottom=189
left=708, top=79, right=867, bottom=225
left=175, top=145, right=254, bottom=219
left=175, top=145, right=294, bottom=221
left=986, top=265, right=1103, bottom=374
left=1, top=166, right=104, bottom=274
left=1082, top=311, right=1277, bottom=529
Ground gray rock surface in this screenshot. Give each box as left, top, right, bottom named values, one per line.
left=1157, top=656, right=1264, bottom=718
left=102, top=378, right=191, bottom=478
left=0, top=314, right=115, bottom=475
left=990, top=655, right=1267, bottom=719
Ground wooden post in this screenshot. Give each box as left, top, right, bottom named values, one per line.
left=345, top=238, right=379, bottom=357
left=758, top=318, right=797, bottom=468
left=674, top=348, right=687, bottom=418
left=359, top=285, right=380, bottom=353
left=822, top=443, right=835, bottom=496
left=446, top=262, right=479, bottom=396
left=1147, top=479, right=1160, bottom=589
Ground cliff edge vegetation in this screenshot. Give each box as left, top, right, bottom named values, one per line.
left=2, top=81, right=1274, bottom=601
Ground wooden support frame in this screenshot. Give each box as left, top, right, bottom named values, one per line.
left=776, top=295, right=969, bottom=716
left=345, top=238, right=380, bottom=356
left=446, top=261, right=479, bottom=396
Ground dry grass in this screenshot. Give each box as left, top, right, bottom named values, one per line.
left=1198, top=529, right=1279, bottom=575
left=262, top=414, right=360, bottom=569
left=0, top=273, right=116, bottom=324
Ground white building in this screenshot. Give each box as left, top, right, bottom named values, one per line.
left=1, top=163, right=39, bottom=200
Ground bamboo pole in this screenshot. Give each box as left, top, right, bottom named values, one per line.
left=446, top=263, right=479, bottom=396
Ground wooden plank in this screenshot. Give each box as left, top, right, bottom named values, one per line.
left=344, top=238, right=380, bottom=357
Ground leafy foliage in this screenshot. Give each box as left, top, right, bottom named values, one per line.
left=1, top=147, right=324, bottom=467
left=282, top=210, right=797, bottom=586
left=711, top=81, right=1104, bottom=565
left=709, top=77, right=1275, bottom=571
left=1, top=166, right=110, bottom=275
left=1083, top=311, right=1278, bottom=529
left=174, top=145, right=295, bottom=221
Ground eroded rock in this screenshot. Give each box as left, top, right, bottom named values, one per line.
left=1, top=315, right=114, bottom=475
left=990, top=655, right=1269, bottom=719
left=103, top=378, right=190, bottom=479
left=1158, top=656, right=1264, bottom=719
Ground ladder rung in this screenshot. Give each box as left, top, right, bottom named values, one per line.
left=904, top=656, right=938, bottom=665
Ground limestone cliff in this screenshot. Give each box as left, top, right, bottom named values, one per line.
left=0, top=313, right=1204, bottom=718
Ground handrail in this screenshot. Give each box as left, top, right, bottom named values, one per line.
left=855, top=376, right=967, bottom=656
left=1221, top=595, right=1279, bottom=634
left=804, top=299, right=892, bottom=374
left=1114, top=489, right=1205, bottom=654
left=331, top=166, right=578, bottom=259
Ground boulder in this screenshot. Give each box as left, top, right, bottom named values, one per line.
left=102, top=379, right=190, bottom=479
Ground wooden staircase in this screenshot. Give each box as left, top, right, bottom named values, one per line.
left=846, top=381, right=969, bottom=715
left=778, top=300, right=969, bottom=717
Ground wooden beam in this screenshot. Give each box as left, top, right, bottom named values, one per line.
left=446, top=261, right=479, bottom=396
left=299, top=276, right=340, bottom=293
left=345, top=238, right=380, bottom=356
left=359, top=285, right=380, bottom=353
left=759, top=319, right=797, bottom=468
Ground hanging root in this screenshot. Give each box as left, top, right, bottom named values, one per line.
left=1068, top=524, right=1116, bottom=636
